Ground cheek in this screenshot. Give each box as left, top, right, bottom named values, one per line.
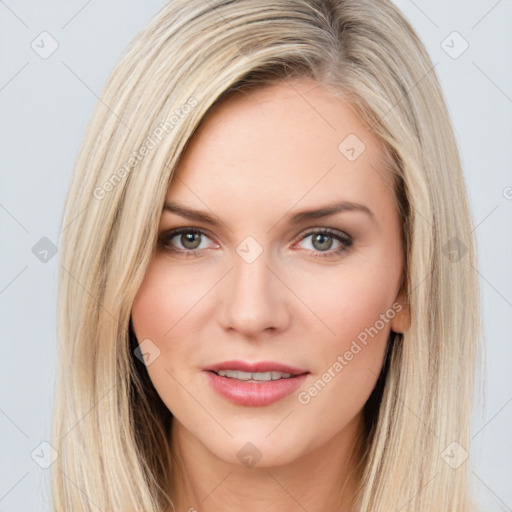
left=131, top=255, right=205, bottom=343
left=130, top=259, right=202, bottom=414
left=301, top=264, right=396, bottom=401
left=130, top=255, right=216, bottom=366
left=283, top=269, right=395, bottom=454
left=314, top=266, right=396, bottom=346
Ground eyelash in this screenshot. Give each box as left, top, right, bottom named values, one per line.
left=158, top=227, right=353, bottom=259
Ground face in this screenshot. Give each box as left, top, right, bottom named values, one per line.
left=131, top=78, right=408, bottom=469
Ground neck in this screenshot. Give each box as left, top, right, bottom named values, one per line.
left=168, top=412, right=366, bottom=512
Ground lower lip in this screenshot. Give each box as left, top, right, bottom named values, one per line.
left=204, top=371, right=309, bottom=407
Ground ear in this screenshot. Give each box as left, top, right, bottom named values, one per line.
left=390, top=275, right=410, bottom=333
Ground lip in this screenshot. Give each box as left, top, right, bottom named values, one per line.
left=203, top=360, right=309, bottom=375
left=204, top=371, right=309, bottom=407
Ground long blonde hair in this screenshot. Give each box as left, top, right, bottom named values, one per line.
left=51, top=0, right=483, bottom=510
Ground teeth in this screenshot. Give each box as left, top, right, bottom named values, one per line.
left=216, top=370, right=293, bottom=381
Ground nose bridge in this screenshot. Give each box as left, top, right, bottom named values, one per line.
left=219, top=240, right=288, bottom=335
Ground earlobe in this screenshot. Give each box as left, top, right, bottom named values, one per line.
left=390, top=300, right=410, bottom=333
left=391, top=278, right=410, bottom=333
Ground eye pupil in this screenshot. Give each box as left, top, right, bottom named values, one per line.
left=181, top=232, right=200, bottom=249
left=312, top=233, right=333, bottom=251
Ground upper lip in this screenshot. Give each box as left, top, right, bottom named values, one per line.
left=203, top=360, right=309, bottom=375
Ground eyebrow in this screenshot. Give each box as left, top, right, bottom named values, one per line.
left=162, top=199, right=375, bottom=226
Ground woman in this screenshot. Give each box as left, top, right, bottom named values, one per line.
left=51, top=0, right=482, bottom=510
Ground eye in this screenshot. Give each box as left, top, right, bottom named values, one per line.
left=295, top=228, right=353, bottom=258
left=158, top=227, right=353, bottom=259
left=158, top=228, right=216, bottom=258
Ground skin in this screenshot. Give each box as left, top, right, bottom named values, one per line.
left=131, top=77, right=410, bottom=512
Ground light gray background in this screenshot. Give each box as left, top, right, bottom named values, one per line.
left=1, top=1, right=511, bottom=510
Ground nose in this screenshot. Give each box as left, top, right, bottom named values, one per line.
left=217, top=247, right=291, bottom=339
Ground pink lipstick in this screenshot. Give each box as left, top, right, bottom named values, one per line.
left=203, top=360, right=310, bottom=407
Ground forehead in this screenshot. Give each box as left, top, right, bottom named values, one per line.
left=166, top=78, right=394, bottom=220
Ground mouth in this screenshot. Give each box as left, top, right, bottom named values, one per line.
left=202, top=360, right=310, bottom=406
left=203, top=359, right=310, bottom=381
left=208, top=369, right=306, bottom=381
